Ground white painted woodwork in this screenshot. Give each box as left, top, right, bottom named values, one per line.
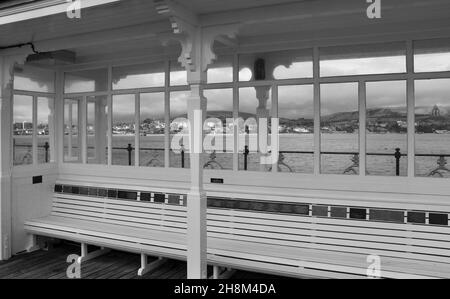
left=359, top=81, right=366, bottom=176
left=138, top=256, right=167, bottom=276
left=406, top=40, right=415, bottom=177
left=26, top=234, right=40, bottom=253
left=0, top=0, right=123, bottom=26
left=3, top=0, right=450, bottom=279
left=313, top=47, right=320, bottom=175
left=186, top=83, right=207, bottom=279
left=212, top=265, right=220, bottom=279
left=11, top=168, right=56, bottom=255
left=0, top=54, right=30, bottom=260
left=78, top=243, right=111, bottom=263
left=23, top=179, right=450, bottom=278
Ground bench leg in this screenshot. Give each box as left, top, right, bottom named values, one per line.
left=210, top=266, right=236, bottom=279
left=213, top=265, right=220, bottom=279
left=26, top=235, right=40, bottom=253
left=138, top=254, right=166, bottom=277
left=221, top=268, right=236, bottom=279
left=77, top=243, right=111, bottom=264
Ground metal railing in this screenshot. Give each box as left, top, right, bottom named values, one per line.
left=243, top=148, right=449, bottom=177
left=14, top=141, right=449, bottom=177
left=14, top=141, right=50, bottom=163
left=112, top=145, right=450, bottom=176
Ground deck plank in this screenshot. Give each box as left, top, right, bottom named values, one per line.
left=0, top=243, right=286, bottom=279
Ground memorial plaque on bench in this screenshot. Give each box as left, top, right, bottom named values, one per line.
left=154, top=193, right=165, bottom=203
left=407, top=212, right=426, bottom=224
left=118, top=190, right=137, bottom=200
left=429, top=213, right=448, bottom=226
left=140, top=192, right=151, bottom=202
left=107, top=189, right=118, bottom=199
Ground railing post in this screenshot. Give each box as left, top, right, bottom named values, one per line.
left=12, top=138, right=15, bottom=164
left=44, top=142, right=50, bottom=163
left=181, top=148, right=185, bottom=168
left=395, top=148, right=401, bottom=176
left=244, top=145, right=249, bottom=171
left=126, top=143, right=133, bottom=166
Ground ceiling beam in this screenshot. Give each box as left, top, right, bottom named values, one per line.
left=0, top=0, right=123, bottom=26
left=0, top=20, right=172, bottom=55
left=236, top=18, right=450, bottom=54
left=199, top=0, right=450, bottom=27
left=215, top=36, right=238, bottom=48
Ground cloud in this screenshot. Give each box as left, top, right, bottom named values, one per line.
left=366, top=81, right=406, bottom=110
left=321, top=56, right=406, bottom=77
left=321, top=83, right=359, bottom=116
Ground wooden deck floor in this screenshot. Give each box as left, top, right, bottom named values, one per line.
left=0, top=243, right=283, bottom=279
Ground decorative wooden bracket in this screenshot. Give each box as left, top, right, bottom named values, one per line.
left=201, top=23, right=239, bottom=72
left=154, top=0, right=240, bottom=74
left=0, top=54, right=29, bottom=110
left=155, top=0, right=198, bottom=71
left=154, top=0, right=198, bottom=34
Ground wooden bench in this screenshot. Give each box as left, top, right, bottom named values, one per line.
left=24, top=181, right=450, bottom=279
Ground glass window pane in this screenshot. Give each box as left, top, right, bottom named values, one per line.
left=207, top=55, right=233, bottom=83
left=366, top=81, right=407, bottom=176
left=239, top=87, right=272, bottom=171
left=112, top=94, right=135, bottom=166
left=64, top=99, right=81, bottom=163
left=14, top=66, right=55, bottom=93
left=415, top=79, right=450, bottom=178
left=87, top=96, right=108, bottom=165
left=112, top=62, right=165, bottom=90
left=37, top=97, right=53, bottom=164
left=170, top=61, right=187, bottom=86
left=321, top=83, right=359, bottom=174
left=239, top=49, right=312, bottom=81
left=320, top=42, right=406, bottom=77
left=278, top=85, right=314, bottom=173
left=64, top=68, right=108, bottom=93
left=170, top=91, right=190, bottom=168
left=13, top=95, right=33, bottom=165
left=204, top=88, right=233, bottom=170
left=140, top=92, right=165, bottom=167
left=414, top=38, right=450, bottom=73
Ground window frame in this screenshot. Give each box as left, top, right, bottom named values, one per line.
left=12, top=88, right=56, bottom=168
left=56, top=38, right=450, bottom=178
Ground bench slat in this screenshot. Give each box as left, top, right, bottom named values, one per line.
left=206, top=219, right=450, bottom=249
left=207, top=213, right=450, bottom=242
left=208, top=232, right=450, bottom=264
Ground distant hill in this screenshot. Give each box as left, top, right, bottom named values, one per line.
left=172, top=111, right=256, bottom=122
left=171, top=107, right=450, bottom=129
left=322, top=108, right=406, bottom=123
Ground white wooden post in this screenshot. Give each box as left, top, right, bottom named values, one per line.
left=0, top=54, right=28, bottom=260
left=184, top=27, right=208, bottom=279
left=95, top=97, right=108, bottom=164
left=255, top=86, right=271, bottom=172
left=154, top=0, right=239, bottom=279
left=186, top=80, right=207, bottom=279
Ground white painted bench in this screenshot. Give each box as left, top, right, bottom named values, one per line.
left=24, top=182, right=450, bottom=279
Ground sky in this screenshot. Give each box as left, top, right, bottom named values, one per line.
left=12, top=51, right=450, bottom=123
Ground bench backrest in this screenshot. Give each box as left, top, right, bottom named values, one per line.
left=53, top=185, right=187, bottom=235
